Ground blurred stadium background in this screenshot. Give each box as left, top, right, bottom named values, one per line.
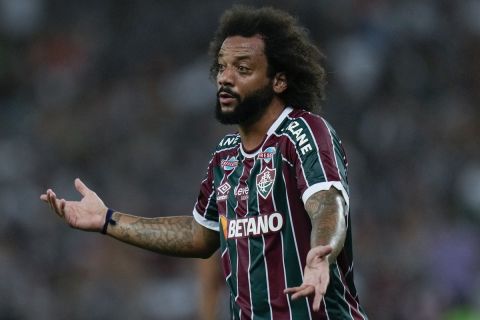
left=1, top=0, right=479, bottom=319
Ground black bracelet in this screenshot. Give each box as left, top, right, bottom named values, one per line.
left=101, top=208, right=116, bottom=234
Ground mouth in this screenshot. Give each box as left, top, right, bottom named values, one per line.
left=218, top=91, right=237, bottom=106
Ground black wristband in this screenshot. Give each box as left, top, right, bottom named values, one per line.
left=101, top=208, right=116, bottom=234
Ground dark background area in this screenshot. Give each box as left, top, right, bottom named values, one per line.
left=1, top=0, right=479, bottom=319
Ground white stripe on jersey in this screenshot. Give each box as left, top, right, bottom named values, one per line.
left=321, top=117, right=351, bottom=226
left=222, top=246, right=232, bottom=281
left=321, top=117, right=343, bottom=183
left=271, top=179, right=294, bottom=320
left=281, top=172, right=313, bottom=320
left=272, top=131, right=310, bottom=188
left=257, top=159, right=274, bottom=318
left=193, top=207, right=219, bottom=231
left=335, top=264, right=355, bottom=320
left=247, top=239, right=253, bottom=319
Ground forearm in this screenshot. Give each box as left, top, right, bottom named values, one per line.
left=106, top=213, right=219, bottom=258
left=305, top=188, right=347, bottom=263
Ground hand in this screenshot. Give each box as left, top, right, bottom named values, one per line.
left=284, top=245, right=332, bottom=312
left=40, top=178, right=108, bottom=232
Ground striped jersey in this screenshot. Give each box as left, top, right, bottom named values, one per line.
left=193, top=107, right=368, bottom=320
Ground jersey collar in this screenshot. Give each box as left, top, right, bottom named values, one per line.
left=240, top=106, right=293, bottom=158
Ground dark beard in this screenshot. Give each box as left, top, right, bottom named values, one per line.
left=215, top=82, right=275, bottom=126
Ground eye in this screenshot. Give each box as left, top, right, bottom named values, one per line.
left=237, top=65, right=250, bottom=74
left=217, top=63, right=226, bottom=73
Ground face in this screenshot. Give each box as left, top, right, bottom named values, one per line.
left=215, top=35, right=274, bottom=126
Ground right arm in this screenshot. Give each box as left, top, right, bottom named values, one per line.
left=107, top=213, right=219, bottom=258
left=40, top=178, right=219, bottom=259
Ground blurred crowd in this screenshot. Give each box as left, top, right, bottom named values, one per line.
left=0, top=0, right=479, bottom=319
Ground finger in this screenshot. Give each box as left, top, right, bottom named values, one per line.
left=75, top=178, right=90, bottom=197
left=284, top=286, right=303, bottom=294
left=47, top=191, right=56, bottom=212
left=60, top=199, right=66, bottom=212
left=312, top=285, right=325, bottom=312
left=291, top=286, right=314, bottom=300
left=40, top=194, right=48, bottom=202
left=47, top=191, right=58, bottom=212
left=287, top=285, right=315, bottom=300
left=48, top=191, right=64, bottom=217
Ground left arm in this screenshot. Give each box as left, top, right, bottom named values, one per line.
left=284, top=187, right=347, bottom=311
left=306, top=187, right=347, bottom=262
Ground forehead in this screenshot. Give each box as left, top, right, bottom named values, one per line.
left=218, top=35, right=266, bottom=59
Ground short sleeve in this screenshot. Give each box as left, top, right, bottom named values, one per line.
left=287, top=115, right=350, bottom=210
left=193, top=155, right=219, bottom=231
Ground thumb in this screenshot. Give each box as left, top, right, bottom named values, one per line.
left=75, top=178, right=91, bottom=197
left=308, top=245, right=333, bottom=262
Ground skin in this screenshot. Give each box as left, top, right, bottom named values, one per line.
left=197, top=254, right=224, bottom=320
left=40, top=35, right=347, bottom=313
left=284, top=187, right=347, bottom=311
left=217, top=35, right=287, bottom=150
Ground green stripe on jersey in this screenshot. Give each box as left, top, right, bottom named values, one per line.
left=248, top=160, right=271, bottom=319
left=249, top=237, right=271, bottom=319
left=324, top=263, right=353, bottom=319
left=284, top=118, right=325, bottom=186
left=324, top=120, right=349, bottom=193
left=276, top=172, right=311, bottom=318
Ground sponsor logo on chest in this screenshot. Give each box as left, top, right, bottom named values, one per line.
left=234, top=185, right=249, bottom=201
left=217, top=182, right=231, bottom=201
left=220, top=212, right=284, bottom=239
left=258, top=146, right=276, bottom=163
left=221, top=156, right=238, bottom=171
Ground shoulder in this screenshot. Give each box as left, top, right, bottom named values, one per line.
left=281, top=109, right=335, bottom=142
left=285, top=109, right=331, bottom=129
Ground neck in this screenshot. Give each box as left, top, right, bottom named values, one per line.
left=238, top=98, right=285, bottom=151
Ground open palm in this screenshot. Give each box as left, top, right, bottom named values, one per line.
left=40, top=178, right=107, bottom=231
left=284, top=245, right=332, bottom=311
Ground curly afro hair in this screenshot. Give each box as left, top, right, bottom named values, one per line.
left=209, top=6, right=327, bottom=113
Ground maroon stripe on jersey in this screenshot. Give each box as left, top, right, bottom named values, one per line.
left=234, top=159, right=255, bottom=319
left=236, top=237, right=252, bottom=319
left=195, top=150, right=225, bottom=215
left=221, top=248, right=232, bottom=280
left=194, top=161, right=215, bottom=214
left=235, top=158, right=254, bottom=218
left=282, top=165, right=311, bottom=270
left=307, top=297, right=328, bottom=319
left=336, top=264, right=366, bottom=320
left=257, top=158, right=289, bottom=319
left=216, top=149, right=238, bottom=217
left=282, top=163, right=330, bottom=318
left=305, top=114, right=341, bottom=182
left=216, top=174, right=228, bottom=218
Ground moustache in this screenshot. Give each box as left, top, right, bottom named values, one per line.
left=217, top=87, right=241, bottom=100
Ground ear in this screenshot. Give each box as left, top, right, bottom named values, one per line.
left=272, top=72, right=287, bottom=94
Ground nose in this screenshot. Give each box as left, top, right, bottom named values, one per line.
left=217, top=66, right=234, bottom=87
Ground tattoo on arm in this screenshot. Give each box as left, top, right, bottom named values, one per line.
left=107, top=214, right=219, bottom=258
left=305, top=187, right=347, bottom=262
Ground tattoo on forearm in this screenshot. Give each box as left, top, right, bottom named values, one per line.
left=110, top=214, right=197, bottom=257
left=305, top=188, right=347, bottom=261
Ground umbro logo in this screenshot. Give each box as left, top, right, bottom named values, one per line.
left=217, top=182, right=231, bottom=201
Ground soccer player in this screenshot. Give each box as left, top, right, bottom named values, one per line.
left=40, top=6, right=368, bottom=319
